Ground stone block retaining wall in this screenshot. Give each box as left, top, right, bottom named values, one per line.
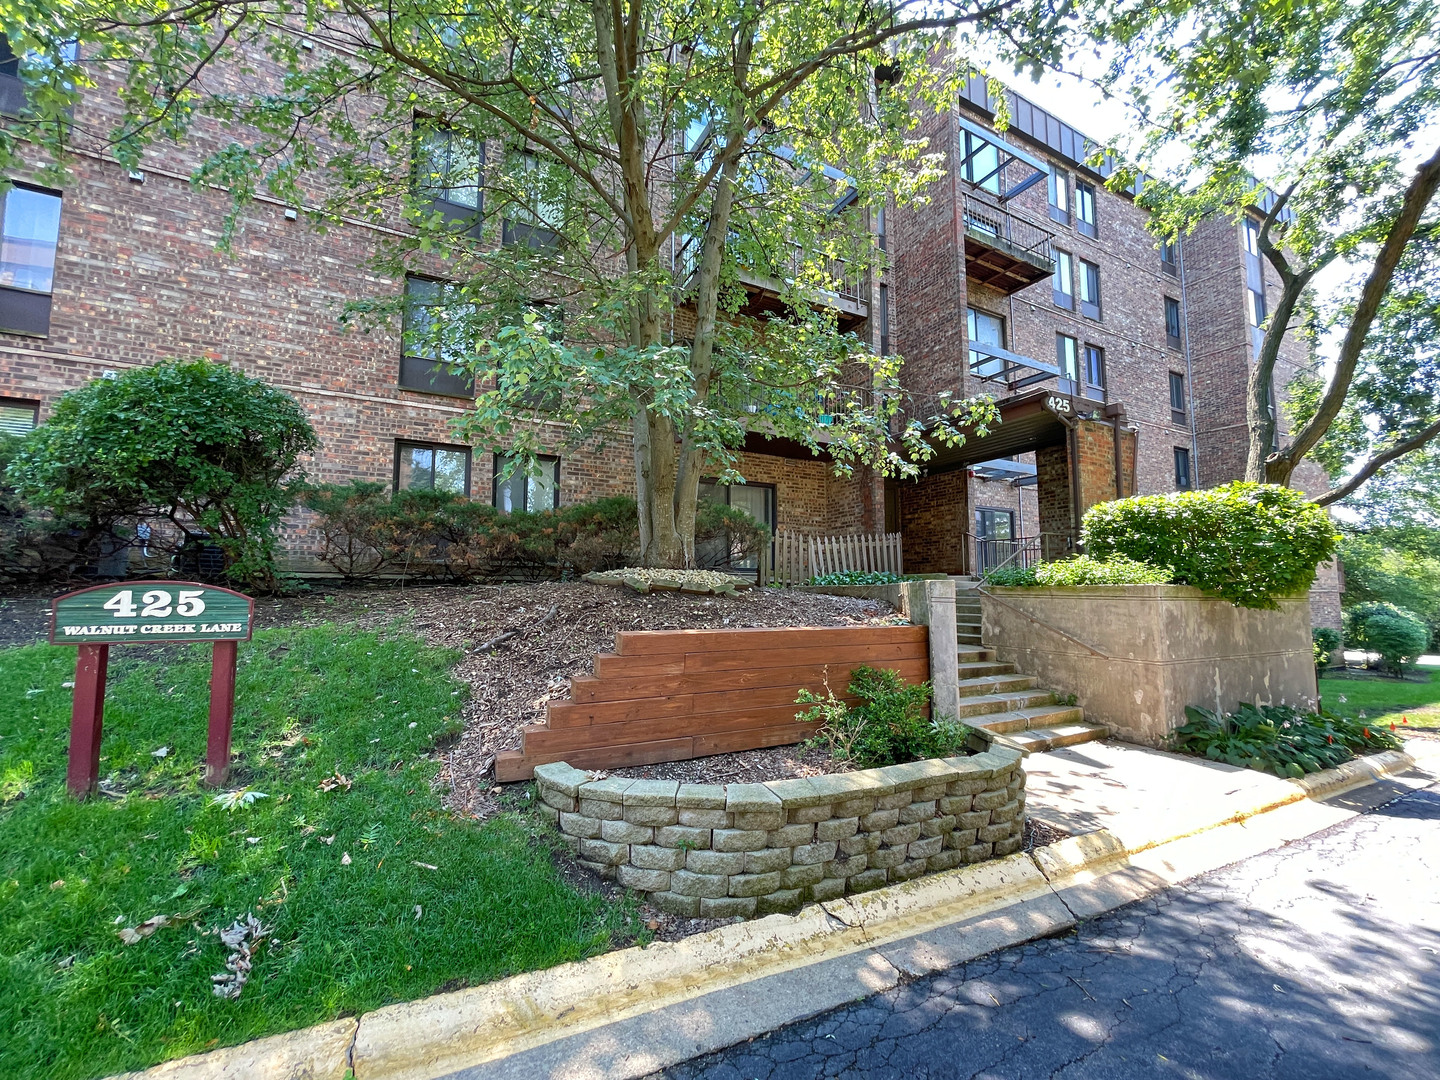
left=532, top=744, right=1025, bottom=918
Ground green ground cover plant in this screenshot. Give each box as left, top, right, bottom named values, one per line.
left=0, top=628, right=633, bottom=1079
left=807, top=570, right=916, bottom=586
left=982, top=555, right=1171, bottom=588
left=1321, top=662, right=1440, bottom=730
left=1172, top=701, right=1404, bottom=779
left=795, top=666, right=970, bottom=769
left=1081, top=482, right=1340, bottom=609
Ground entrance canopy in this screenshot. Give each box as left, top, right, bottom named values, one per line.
left=921, top=388, right=1105, bottom=474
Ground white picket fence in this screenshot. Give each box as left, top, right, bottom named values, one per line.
left=763, top=529, right=904, bottom=587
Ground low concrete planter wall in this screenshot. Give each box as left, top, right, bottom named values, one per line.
left=533, top=739, right=1026, bottom=919
left=982, top=585, right=1315, bottom=747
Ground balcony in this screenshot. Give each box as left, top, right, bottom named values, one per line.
left=961, top=192, right=1054, bottom=295
left=969, top=341, right=1063, bottom=393
left=678, top=236, right=870, bottom=332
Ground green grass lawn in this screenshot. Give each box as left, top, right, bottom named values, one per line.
left=0, top=627, right=635, bottom=1080
left=1320, top=662, right=1440, bottom=729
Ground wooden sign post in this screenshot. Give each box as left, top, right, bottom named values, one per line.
left=49, top=581, right=254, bottom=797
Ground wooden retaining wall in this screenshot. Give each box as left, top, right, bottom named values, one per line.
left=493, top=625, right=929, bottom=781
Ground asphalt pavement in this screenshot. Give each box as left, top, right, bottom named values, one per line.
left=652, top=780, right=1440, bottom=1080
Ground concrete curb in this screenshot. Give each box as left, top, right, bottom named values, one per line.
left=102, top=746, right=1431, bottom=1080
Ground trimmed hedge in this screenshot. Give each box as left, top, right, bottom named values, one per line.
left=1081, top=482, right=1339, bottom=609
left=983, top=554, right=1171, bottom=588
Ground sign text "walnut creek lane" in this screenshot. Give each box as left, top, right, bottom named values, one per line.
left=59, top=622, right=246, bottom=637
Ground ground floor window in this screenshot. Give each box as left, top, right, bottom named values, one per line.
left=395, top=440, right=471, bottom=495
left=0, top=397, right=37, bottom=436
left=699, top=479, right=776, bottom=571
left=494, top=453, right=559, bottom=512
left=1174, top=447, right=1192, bottom=490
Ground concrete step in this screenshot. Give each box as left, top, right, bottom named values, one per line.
left=956, top=673, right=1038, bottom=697
left=956, top=646, right=996, bottom=663
left=1005, top=722, right=1111, bottom=753
left=971, top=704, right=1085, bottom=734
left=957, top=633, right=984, bottom=647
left=956, top=660, right=1018, bottom=679
left=954, top=689, right=1058, bottom=720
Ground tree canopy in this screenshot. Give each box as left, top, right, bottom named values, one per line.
left=3, top=0, right=1075, bottom=565
left=1089, top=0, right=1440, bottom=504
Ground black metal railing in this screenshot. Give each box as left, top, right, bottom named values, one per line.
left=961, top=191, right=1053, bottom=266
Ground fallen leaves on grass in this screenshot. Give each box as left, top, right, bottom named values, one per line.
left=118, top=914, right=170, bottom=945
left=318, top=772, right=353, bottom=793
left=211, top=788, right=269, bottom=811
left=211, top=914, right=268, bottom=999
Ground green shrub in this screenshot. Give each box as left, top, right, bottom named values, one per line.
left=1173, top=701, right=1403, bottom=778
left=694, top=500, right=770, bottom=571
left=795, top=666, right=971, bottom=769
left=1081, top=481, right=1340, bottom=609
left=809, top=570, right=911, bottom=586
left=5, top=360, right=318, bottom=590
left=1312, top=627, right=1342, bottom=675
left=983, top=555, right=1170, bottom=588
left=982, top=565, right=1038, bottom=586
left=1345, top=601, right=1430, bottom=674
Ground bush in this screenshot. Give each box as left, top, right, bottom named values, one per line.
left=1345, top=601, right=1429, bottom=674
left=1081, top=481, right=1340, bottom=609
left=983, top=555, right=1171, bottom=588
left=1313, top=627, right=1342, bottom=675
left=5, top=361, right=318, bottom=590
left=693, top=500, right=770, bottom=572
left=0, top=433, right=95, bottom=585
left=299, top=484, right=639, bottom=581
left=1173, top=701, right=1403, bottom=778
left=795, top=666, right=971, bottom=769
left=809, top=570, right=911, bottom=586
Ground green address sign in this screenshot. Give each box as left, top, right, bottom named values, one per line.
left=50, top=581, right=254, bottom=645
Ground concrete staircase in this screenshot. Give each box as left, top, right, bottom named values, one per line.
left=953, top=584, right=1109, bottom=753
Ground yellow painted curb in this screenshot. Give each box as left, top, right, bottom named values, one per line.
left=107, top=1018, right=355, bottom=1080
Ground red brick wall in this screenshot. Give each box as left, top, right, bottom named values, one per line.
left=897, top=469, right=969, bottom=573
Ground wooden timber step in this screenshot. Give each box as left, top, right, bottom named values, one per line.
left=956, top=673, right=1038, bottom=697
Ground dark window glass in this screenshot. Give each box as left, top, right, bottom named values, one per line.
left=1247, top=287, right=1267, bottom=327
left=968, top=307, right=1005, bottom=379
left=698, top=479, right=776, bottom=571
left=974, top=508, right=1016, bottom=573
left=960, top=131, right=1002, bottom=194
left=1047, top=167, right=1070, bottom=225
left=395, top=441, right=471, bottom=495
left=493, top=453, right=559, bottom=511
left=502, top=149, right=564, bottom=249
left=878, top=281, right=889, bottom=356
left=1174, top=447, right=1192, bottom=490
left=1083, top=344, right=1105, bottom=396
left=0, top=183, right=61, bottom=336
left=1079, top=259, right=1101, bottom=320
left=413, top=121, right=483, bottom=214
left=876, top=204, right=887, bottom=252
left=1169, top=371, right=1186, bottom=422
left=1160, top=238, right=1179, bottom=275
left=1052, top=249, right=1074, bottom=309
left=1076, top=182, right=1097, bottom=238
left=400, top=276, right=475, bottom=397
left=1056, top=334, right=1079, bottom=395
left=1165, top=296, right=1182, bottom=348
left=0, top=397, right=38, bottom=435
left=1243, top=219, right=1261, bottom=257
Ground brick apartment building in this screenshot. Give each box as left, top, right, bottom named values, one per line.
left=0, top=43, right=1340, bottom=628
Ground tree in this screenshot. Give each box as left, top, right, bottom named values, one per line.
left=5, top=360, right=319, bottom=589
left=5, top=1, right=1069, bottom=566
left=1092, top=0, right=1440, bottom=503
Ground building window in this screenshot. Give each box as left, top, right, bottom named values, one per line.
left=395, top=440, right=471, bottom=496
left=698, top=479, right=776, bottom=571
left=1075, top=182, right=1097, bottom=238
left=1173, top=447, right=1192, bottom=490
left=1079, top=259, right=1101, bottom=320
left=1164, top=296, right=1183, bottom=349
left=967, top=307, right=1006, bottom=379
left=413, top=120, right=483, bottom=232
left=1246, top=287, right=1267, bottom=328
left=1052, top=249, right=1074, bottom=310
left=1243, top=218, right=1262, bottom=257
left=400, top=276, right=475, bottom=397
left=494, top=453, right=559, bottom=512
left=502, top=149, right=564, bottom=249
left=876, top=204, right=887, bottom=252
left=1083, top=345, right=1105, bottom=398
left=960, top=130, right=1002, bottom=195
left=1169, top=372, right=1187, bottom=424
left=1160, top=238, right=1179, bottom=276
left=1047, top=167, right=1070, bottom=225
left=878, top=281, right=890, bottom=356
left=974, top=507, right=1016, bottom=573
left=0, top=183, right=62, bottom=336
left=1056, top=334, right=1079, bottom=395
left=0, top=397, right=38, bottom=436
